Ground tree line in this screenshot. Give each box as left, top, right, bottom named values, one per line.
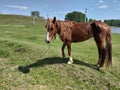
left=104, top=19, right=120, bottom=27
left=65, top=11, right=120, bottom=27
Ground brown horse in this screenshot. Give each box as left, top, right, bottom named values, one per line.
left=45, top=17, right=112, bottom=69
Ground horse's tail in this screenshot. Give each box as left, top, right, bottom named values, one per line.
left=105, top=31, right=112, bottom=67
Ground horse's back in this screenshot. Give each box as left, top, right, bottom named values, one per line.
left=70, top=22, right=93, bottom=42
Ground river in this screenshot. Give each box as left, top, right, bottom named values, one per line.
left=111, top=27, right=120, bottom=34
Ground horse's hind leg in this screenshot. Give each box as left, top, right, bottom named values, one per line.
left=94, top=36, right=106, bottom=68
left=62, top=43, right=66, bottom=58
left=96, top=42, right=105, bottom=67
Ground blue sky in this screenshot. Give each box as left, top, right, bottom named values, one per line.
left=0, top=0, right=120, bottom=20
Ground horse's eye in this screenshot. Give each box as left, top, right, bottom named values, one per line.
left=51, top=27, right=53, bottom=31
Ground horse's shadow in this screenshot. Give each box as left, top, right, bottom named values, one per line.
left=18, top=57, right=98, bottom=74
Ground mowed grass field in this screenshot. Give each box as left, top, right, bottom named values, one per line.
left=0, top=14, right=120, bottom=90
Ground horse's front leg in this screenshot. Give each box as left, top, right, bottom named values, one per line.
left=66, top=42, right=73, bottom=64
left=61, top=43, right=66, bottom=58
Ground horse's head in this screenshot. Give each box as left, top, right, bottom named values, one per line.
left=45, top=17, right=58, bottom=43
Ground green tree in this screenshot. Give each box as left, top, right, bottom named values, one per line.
left=31, top=11, right=40, bottom=24
left=65, top=11, right=87, bottom=23
left=31, top=11, right=40, bottom=17
left=89, top=18, right=95, bottom=22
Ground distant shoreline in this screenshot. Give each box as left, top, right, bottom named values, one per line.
left=111, top=27, right=120, bottom=34
left=110, top=26, right=120, bottom=28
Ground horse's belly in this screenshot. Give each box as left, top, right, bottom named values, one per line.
left=72, top=33, right=93, bottom=42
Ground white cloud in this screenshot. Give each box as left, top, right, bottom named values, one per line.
left=5, top=5, right=29, bottom=10
left=99, top=0, right=103, bottom=3
left=98, top=5, right=109, bottom=9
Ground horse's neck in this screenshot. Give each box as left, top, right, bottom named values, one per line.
left=56, top=21, right=61, bottom=34
left=57, top=21, right=66, bottom=41
left=57, top=27, right=65, bottom=42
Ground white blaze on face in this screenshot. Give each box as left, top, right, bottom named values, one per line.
left=46, top=32, right=50, bottom=41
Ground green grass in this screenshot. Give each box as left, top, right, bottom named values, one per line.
left=0, top=15, right=120, bottom=90
left=0, top=14, right=45, bottom=25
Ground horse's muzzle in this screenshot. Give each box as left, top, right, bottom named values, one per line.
left=45, top=39, right=50, bottom=44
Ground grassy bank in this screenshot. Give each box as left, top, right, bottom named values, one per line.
left=0, top=15, right=120, bottom=90
left=0, top=14, right=45, bottom=25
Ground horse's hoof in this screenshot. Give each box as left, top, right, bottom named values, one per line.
left=97, top=66, right=100, bottom=70
left=67, top=61, right=73, bottom=64
left=96, top=65, right=101, bottom=70
left=96, top=64, right=99, bottom=67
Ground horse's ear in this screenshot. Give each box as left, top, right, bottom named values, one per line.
left=52, top=16, right=56, bottom=23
